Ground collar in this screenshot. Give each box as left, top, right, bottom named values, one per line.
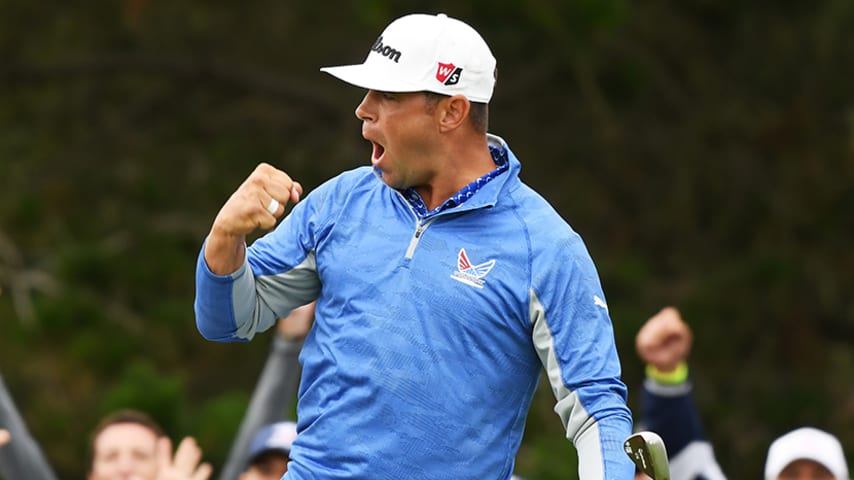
left=403, top=142, right=510, bottom=219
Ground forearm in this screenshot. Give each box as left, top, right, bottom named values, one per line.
left=203, top=228, right=247, bottom=276
left=563, top=388, right=634, bottom=479
left=194, top=246, right=256, bottom=342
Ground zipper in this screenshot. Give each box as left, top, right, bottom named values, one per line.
left=405, top=218, right=437, bottom=259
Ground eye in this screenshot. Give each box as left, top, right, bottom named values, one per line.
left=379, top=91, right=397, bottom=100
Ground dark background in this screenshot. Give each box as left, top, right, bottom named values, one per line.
left=1, top=1, right=852, bottom=478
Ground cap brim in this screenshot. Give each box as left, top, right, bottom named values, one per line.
left=248, top=447, right=290, bottom=465
left=320, top=64, right=424, bottom=93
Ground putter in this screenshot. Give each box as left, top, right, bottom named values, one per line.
left=624, top=431, right=670, bottom=480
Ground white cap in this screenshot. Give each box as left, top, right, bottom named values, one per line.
left=321, top=13, right=496, bottom=103
left=764, top=427, right=849, bottom=480
left=247, top=421, right=298, bottom=463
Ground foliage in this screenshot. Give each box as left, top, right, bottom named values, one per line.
left=1, top=0, right=852, bottom=478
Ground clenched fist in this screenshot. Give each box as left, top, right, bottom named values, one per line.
left=204, top=163, right=303, bottom=275
left=635, top=306, right=693, bottom=373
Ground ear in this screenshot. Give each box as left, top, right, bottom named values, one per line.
left=437, top=95, right=471, bottom=133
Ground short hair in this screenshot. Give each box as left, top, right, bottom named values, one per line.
left=88, top=409, right=164, bottom=472
left=422, top=92, right=489, bottom=134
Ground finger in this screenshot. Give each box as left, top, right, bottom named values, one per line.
left=258, top=165, right=299, bottom=205
left=172, top=437, right=203, bottom=474
left=290, top=181, right=303, bottom=203
left=0, top=429, right=10, bottom=446
left=262, top=196, right=283, bottom=217
left=192, top=462, right=214, bottom=480
left=156, top=436, right=173, bottom=471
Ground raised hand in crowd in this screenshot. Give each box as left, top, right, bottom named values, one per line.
left=155, top=436, right=212, bottom=480
left=636, top=306, right=693, bottom=374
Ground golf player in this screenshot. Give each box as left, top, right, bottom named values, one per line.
left=195, top=12, right=634, bottom=479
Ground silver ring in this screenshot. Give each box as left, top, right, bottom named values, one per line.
left=266, top=198, right=280, bottom=215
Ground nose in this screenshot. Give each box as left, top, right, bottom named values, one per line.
left=354, top=90, right=376, bottom=122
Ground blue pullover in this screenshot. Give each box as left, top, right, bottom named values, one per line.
left=195, top=135, right=633, bottom=479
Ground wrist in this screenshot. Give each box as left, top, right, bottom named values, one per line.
left=646, top=361, right=689, bottom=384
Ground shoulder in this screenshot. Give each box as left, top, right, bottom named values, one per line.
left=505, top=182, right=582, bottom=250
left=316, top=166, right=376, bottom=192
left=304, top=166, right=380, bottom=207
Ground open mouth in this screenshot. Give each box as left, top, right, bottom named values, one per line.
left=371, top=141, right=386, bottom=165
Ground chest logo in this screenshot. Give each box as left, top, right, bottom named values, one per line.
left=451, top=248, right=495, bottom=289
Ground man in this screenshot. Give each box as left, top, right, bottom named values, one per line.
left=88, top=409, right=212, bottom=480
left=195, top=12, right=633, bottom=479
left=239, top=421, right=297, bottom=480
left=635, top=307, right=849, bottom=480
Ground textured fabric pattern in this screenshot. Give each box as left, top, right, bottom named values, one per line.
left=195, top=135, right=633, bottom=479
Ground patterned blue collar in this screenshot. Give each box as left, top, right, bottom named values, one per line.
left=403, top=144, right=509, bottom=219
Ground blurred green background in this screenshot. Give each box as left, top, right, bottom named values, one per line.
left=1, top=0, right=852, bottom=478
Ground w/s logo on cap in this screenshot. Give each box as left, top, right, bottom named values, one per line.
left=436, top=62, right=463, bottom=86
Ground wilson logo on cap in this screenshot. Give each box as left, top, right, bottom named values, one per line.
left=436, top=62, right=463, bottom=86
left=370, top=36, right=402, bottom=63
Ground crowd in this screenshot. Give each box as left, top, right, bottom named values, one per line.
left=1, top=10, right=849, bottom=480
left=3, top=304, right=847, bottom=479
left=633, top=307, right=848, bottom=480
left=0, top=302, right=313, bottom=480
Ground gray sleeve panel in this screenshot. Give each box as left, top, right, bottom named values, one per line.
left=217, top=335, right=304, bottom=480
left=529, top=290, right=605, bottom=479
left=232, top=251, right=320, bottom=341
left=0, top=375, right=58, bottom=480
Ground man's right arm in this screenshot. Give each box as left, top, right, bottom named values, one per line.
left=195, top=163, right=304, bottom=342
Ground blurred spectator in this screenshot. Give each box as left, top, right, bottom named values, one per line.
left=634, top=306, right=725, bottom=480
left=2, top=372, right=212, bottom=480
left=764, top=427, right=848, bottom=480
left=88, top=408, right=213, bottom=480
left=239, top=421, right=297, bottom=480
left=634, top=307, right=849, bottom=480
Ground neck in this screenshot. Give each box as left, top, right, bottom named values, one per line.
left=415, top=134, right=494, bottom=211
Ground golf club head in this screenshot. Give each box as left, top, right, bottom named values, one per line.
left=624, top=431, right=670, bottom=480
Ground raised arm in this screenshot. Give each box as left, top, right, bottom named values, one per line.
left=635, top=307, right=726, bottom=480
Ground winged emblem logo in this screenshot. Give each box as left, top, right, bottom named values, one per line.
left=450, top=248, right=495, bottom=288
